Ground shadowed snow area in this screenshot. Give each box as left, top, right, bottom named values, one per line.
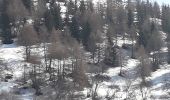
left=0, top=43, right=34, bottom=100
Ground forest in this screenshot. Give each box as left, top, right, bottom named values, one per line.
left=0, top=0, right=170, bottom=100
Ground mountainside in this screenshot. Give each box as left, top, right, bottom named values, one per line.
left=0, top=0, right=170, bottom=100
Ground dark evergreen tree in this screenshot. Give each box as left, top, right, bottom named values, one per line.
left=64, top=10, right=69, bottom=26
left=52, top=4, right=63, bottom=30
left=81, top=21, right=91, bottom=48
left=162, top=5, right=170, bottom=33
left=127, top=1, right=136, bottom=58
left=106, top=0, right=115, bottom=23
left=104, top=37, right=118, bottom=67
left=1, top=12, right=13, bottom=44
left=44, top=10, right=54, bottom=33
left=138, top=18, right=153, bottom=48
left=127, top=9, right=134, bottom=29
left=145, top=0, right=152, bottom=17
left=70, top=15, right=80, bottom=41
left=75, top=0, right=78, bottom=11
left=22, top=0, right=32, bottom=12
left=147, top=32, right=162, bottom=70
left=87, top=0, right=94, bottom=12
left=136, top=0, right=148, bottom=29
left=1, top=0, right=13, bottom=44
left=162, top=5, right=170, bottom=64
left=67, top=0, right=76, bottom=15
left=79, top=0, right=86, bottom=15
left=167, top=34, right=170, bottom=64
left=33, top=0, right=47, bottom=33
left=116, top=6, right=127, bottom=35
left=152, top=2, right=160, bottom=18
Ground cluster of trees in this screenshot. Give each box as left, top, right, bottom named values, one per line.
left=103, top=0, right=164, bottom=71
left=0, top=0, right=89, bottom=98
left=162, top=5, right=170, bottom=64
left=0, top=0, right=170, bottom=99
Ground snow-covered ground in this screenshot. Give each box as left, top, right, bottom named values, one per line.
left=82, top=28, right=170, bottom=100
left=0, top=39, right=170, bottom=100
left=0, top=30, right=169, bottom=100
left=0, top=43, right=35, bottom=100
left=0, top=0, right=169, bottom=98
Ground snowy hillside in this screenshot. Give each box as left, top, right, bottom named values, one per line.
left=0, top=0, right=170, bottom=100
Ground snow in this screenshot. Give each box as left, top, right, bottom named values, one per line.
left=160, top=31, right=167, bottom=41
left=0, top=43, right=34, bottom=100
left=0, top=43, right=24, bottom=62
left=151, top=64, right=170, bottom=84
left=160, top=31, right=168, bottom=53
left=106, top=67, right=121, bottom=77
left=85, top=39, right=170, bottom=99
left=0, top=42, right=76, bottom=100
left=60, top=3, right=66, bottom=13
left=0, top=2, right=169, bottom=99
left=90, top=57, right=140, bottom=99
left=27, top=19, right=34, bottom=24
left=150, top=18, right=162, bottom=25
left=160, top=47, right=168, bottom=53
left=126, top=59, right=140, bottom=69
left=0, top=82, right=16, bottom=93
left=97, top=85, right=108, bottom=96
left=92, top=0, right=106, bottom=4
left=116, top=36, right=136, bottom=47
left=0, top=43, right=25, bottom=79
left=148, top=63, right=170, bottom=99
left=0, top=35, right=169, bottom=100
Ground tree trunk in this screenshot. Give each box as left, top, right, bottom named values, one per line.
left=25, top=46, right=29, bottom=61
left=63, top=58, right=65, bottom=79
left=131, top=38, right=135, bottom=59
left=43, top=43, right=48, bottom=71
left=93, top=83, right=99, bottom=100
left=97, top=47, right=101, bottom=64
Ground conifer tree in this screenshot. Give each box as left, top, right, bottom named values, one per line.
left=70, top=15, right=80, bottom=41
left=22, top=0, right=32, bottom=12
left=52, top=4, right=63, bottom=30
left=161, top=5, right=170, bottom=64
left=1, top=0, right=13, bottom=44
left=104, top=37, right=118, bottom=67
left=67, top=0, right=76, bottom=15
left=81, top=21, right=91, bottom=48
left=44, top=10, right=54, bottom=33
left=79, top=0, right=86, bottom=15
